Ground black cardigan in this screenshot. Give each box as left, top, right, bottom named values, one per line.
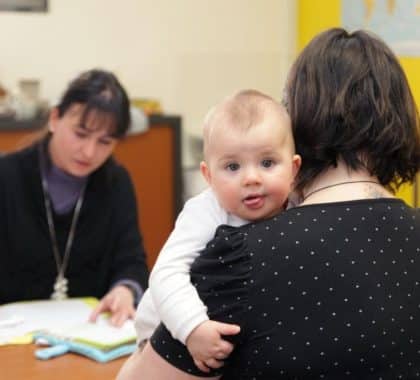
left=0, top=142, right=149, bottom=304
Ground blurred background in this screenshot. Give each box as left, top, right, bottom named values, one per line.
left=0, top=0, right=418, bottom=208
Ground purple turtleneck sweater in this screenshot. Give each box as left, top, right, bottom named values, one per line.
left=45, top=163, right=87, bottom=215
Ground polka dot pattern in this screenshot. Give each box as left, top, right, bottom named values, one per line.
left=151, top=199, right=420, bottom=379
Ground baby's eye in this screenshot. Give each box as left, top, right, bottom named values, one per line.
left=226, top=163, right=240, bottom=171
left=261, top=159, right=274, bottom=168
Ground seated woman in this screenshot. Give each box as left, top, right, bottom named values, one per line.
left=117, top=28, right=420, bottom=379
left=0, top=69, right=149, bottom=326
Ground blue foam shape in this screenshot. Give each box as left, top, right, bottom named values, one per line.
left=33, top=333, right=137, bottom=363
left=35, top=344, right=69, bottom=360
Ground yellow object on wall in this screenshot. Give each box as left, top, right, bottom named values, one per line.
left=298, top=0, right=341, bottom=50
left=297, top=0, right=418, bottom=206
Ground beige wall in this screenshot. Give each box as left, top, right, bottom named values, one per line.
left=0, top=0, right=296, bottom=165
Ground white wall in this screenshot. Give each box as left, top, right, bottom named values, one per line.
left=0, top=0, right=296, bottom=165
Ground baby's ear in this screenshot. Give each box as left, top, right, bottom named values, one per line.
left=292, top=154, right=302, bottom=177
left=200, top=161, right=212, bottom=185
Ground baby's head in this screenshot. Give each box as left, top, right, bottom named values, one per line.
left=200, top=89, right=301, bottom=221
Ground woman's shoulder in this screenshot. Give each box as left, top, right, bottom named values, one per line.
left=190, top=224, right=250, bottom=278
left=104, top=157, right=129, bottom=176
left=193, top=223, right=247, bottom=255
left=0, top=144, right=37, bottom=176
left=93, top=157, right=132, bottom=187
left=190, top=224, right=252, bottom=326
left=233, top=198, right=418, bottom=244
left=291, top=198, right=418, bottom=218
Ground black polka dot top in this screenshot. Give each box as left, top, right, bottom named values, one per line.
left=151, top=199, right=420, bottom=380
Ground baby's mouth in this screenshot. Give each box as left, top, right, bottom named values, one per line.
left=243, top=194, right=265, bottom=208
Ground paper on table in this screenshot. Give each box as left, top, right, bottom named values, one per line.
left=0, top=298, right=99, bottom=345
left=47, top=317, right=136, bottom=350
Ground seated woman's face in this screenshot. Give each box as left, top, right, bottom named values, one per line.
left=48, top=103, right=118, bottom=177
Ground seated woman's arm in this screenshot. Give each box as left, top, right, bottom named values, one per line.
left=89, top=166, right=149, bottom=325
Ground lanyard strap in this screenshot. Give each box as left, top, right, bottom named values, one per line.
left=39, top=145, right=86, bottom=278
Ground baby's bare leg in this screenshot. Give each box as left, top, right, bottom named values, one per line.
left=116, top=342, right=221, bottom=380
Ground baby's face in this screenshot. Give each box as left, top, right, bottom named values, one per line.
left=201, top=112, right=301, bottom=221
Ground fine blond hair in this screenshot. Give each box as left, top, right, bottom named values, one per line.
left=202, top=89, right=291, bottom=159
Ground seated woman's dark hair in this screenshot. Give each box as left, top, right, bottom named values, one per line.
left=56, top=69, right=130, bottom=138
left=285, top=28, right=420, bottom=193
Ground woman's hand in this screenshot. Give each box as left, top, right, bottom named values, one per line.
left=89, top=285, right=135, bottom=327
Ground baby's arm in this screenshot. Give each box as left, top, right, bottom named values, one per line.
left=149, top=190, right=240, bottom=366
left=134, top=289, right=160, bottom=345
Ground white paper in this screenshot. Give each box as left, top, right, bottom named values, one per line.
left=0, top=298, right=135, bottom=346
left=49, top=318, right=135, bottom=347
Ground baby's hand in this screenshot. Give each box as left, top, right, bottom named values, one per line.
left=186, top=320, right=240, bottom=373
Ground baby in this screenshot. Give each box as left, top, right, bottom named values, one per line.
left=135, top=89, right=301, bottom=371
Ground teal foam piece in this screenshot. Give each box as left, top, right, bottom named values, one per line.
left=33, top=333, right=136, bottom=363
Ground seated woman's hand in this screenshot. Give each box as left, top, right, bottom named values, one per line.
left=89, top=285, right=135, bottom=327
left=186, top=320, right=240, bottom=373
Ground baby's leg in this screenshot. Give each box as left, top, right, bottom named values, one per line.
left=116, top=342, right=221, bottom=380
left=116, top=348, right=144, bottom=380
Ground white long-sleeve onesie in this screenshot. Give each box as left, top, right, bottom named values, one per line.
left=135, top=188, right=247, bottom=344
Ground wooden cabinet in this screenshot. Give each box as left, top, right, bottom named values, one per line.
left=114, top=115, right=183, bottom=268
left=0, top=115, right=182, bottom=269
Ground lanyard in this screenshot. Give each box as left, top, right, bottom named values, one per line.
left=39, top=145, right=87, bottom=299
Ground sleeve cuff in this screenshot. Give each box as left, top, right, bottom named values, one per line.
left=113, top=279, right=144, bottom=305
left=176, top=313, right=210, bottom=344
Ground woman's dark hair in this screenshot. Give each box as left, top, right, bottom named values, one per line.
left=56, top=69, right=130, bottom=138
left=286, top=28, right=420, bottom=193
